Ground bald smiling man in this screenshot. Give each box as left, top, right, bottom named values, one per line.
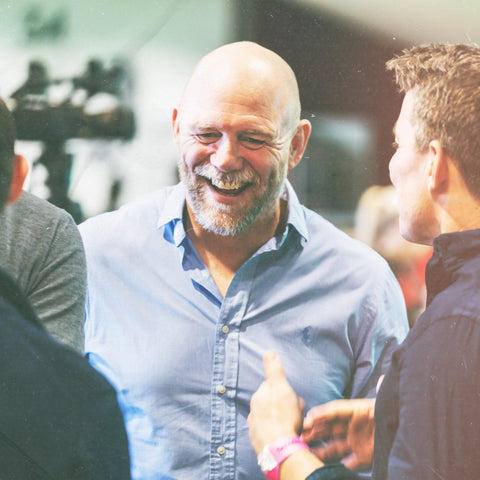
left=79, top=42, right=408, bottom=480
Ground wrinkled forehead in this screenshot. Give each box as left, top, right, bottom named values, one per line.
left=181, top=63, right=298, bottom=132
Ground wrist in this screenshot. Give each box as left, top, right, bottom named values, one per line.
left=257, top=435, right=310, bottom=480
left=280, top=449, right=324, bottom=480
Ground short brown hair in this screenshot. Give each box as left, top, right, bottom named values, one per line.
left=386, top=43, right=480, bottom=198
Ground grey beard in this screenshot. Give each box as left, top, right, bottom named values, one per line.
left=180, top=161, right=286, bottom=236
left=189, top=192, right=270, bottom=236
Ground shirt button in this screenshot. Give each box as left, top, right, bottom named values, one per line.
left=218, top=385, right=226, bottom=394
left=217, top=446, right=226, bottom=455
left=221, top=325, right=229, bottom=334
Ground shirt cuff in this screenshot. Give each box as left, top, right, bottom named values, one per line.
left=305, top=463, right=360, bottom=480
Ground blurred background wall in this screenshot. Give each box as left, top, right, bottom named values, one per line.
left=1, top=0, right=479, bottom=228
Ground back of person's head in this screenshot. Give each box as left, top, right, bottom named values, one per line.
left=386, top=43, right=480, bottom=199
left=0, top=99, right=16, bottom=209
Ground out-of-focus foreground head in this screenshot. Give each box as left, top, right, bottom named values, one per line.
left=386, top=43, right=480, bottom=200
left=179, top=41, right=303, bottom=134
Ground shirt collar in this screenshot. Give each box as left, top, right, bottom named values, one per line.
left=157, top=183, right=187, bottom=246
left=431, top=228, right=480, bottom=270
left=282, top=179, right=309, bottom=242
left=157, top=183, right=186, bottom=228
left=426, top=228, right=480, bottom=305
left=156, top=180, right=309, bottom=246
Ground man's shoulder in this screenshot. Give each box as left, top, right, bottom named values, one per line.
left=397, top=303, right=480, bottom=369
left=286, top=183, right=391, bottom=273
left=80, top=185, right=178, bottom=240
left=300, top=206, right=389, bottom=270
left=0, top=190, right=75, bottom=233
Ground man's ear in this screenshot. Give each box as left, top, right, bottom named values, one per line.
left=172, top=106, right=181, bottom=149
left=7, top=154, right=28, bottom=205
left=288, top=119, right=311, bottom=169
left=426, top=140, right=448, bottom=195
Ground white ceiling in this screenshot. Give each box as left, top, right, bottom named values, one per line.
left=297, top=0, right=480, bottom=45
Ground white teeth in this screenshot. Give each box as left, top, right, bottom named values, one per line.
left=210, top=178, right=242, bottom=190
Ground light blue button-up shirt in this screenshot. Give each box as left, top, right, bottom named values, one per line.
left=80, top=181, right=408, bottom=480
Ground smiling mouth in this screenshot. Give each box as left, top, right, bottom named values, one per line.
left=204, top=177, right=250, bottom=196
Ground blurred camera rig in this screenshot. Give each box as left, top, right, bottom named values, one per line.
left=9, top=58, right=136, bottom=222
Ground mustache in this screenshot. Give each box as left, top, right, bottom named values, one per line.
left=194, top=163, right=260, bottom=187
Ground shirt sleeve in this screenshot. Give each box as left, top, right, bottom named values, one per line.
left=387, top=314, right=480, bottom=478
left=27, top=211, right=86, bottom=352
left=305, top=464, right=360, bottom=480
left=348, top=265, right=408, bottom=399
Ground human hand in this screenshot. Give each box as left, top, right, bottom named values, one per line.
left=302, top=398, right=375, bottom=470
left=248, top=350, right=305, bottom=455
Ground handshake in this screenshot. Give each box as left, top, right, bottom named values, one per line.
left=248, top=351, right=376, bottom=479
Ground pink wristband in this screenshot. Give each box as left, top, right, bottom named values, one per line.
left=257, top=435, right=310, bottom=480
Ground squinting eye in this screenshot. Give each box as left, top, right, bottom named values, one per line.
left=195, top=133, right=221, bottom=144
left=240, top=137, right=266, bottom=150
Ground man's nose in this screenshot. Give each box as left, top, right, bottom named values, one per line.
left=210, top=137, right=243, bottom=171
